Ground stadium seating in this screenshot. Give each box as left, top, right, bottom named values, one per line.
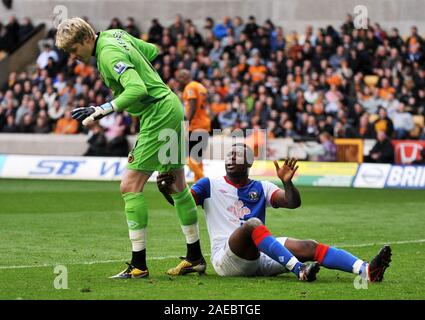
left=0, top=14, right=424, bottom=159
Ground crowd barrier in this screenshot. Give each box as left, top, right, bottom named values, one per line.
left=0, top=133, right=377, bottom=160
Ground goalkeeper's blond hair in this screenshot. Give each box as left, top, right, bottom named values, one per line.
left=55, top=17, right=96, bottom=52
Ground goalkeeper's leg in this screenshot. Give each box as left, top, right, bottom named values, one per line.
left=110, top=169, right=150, bottom=279
left=166, top=167, right=206, bottom=275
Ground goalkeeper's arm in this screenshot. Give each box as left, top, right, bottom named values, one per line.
left=72, top=69, right=148, bottom=125
left=112, top=68, right=148, bottom=111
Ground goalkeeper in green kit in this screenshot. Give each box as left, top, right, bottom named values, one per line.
left=56, top=18, right=206, bottom=278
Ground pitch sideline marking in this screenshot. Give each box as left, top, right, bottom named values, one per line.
left=1, top=239, right=424, bottom=270
left=0, top=255, right=189, bottom=270
left=333, top=238, right=425, bottom=248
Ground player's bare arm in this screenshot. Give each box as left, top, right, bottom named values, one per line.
left=187, top=98, right=197, bottom=122
left=272, top=158, right=301, bottom=209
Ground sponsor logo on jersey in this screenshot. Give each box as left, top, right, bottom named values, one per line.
left=227, top=200, right=251, bottom=220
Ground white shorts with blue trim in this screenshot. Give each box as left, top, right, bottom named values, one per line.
left=211, top=237, right=289, bottom=276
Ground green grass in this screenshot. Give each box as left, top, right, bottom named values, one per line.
left=0, top=179, right=424, bottom=300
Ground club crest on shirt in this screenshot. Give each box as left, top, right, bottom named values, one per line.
left=128, top=154, right=134, bottom=163
left=248, top=190, right=259, bottom=201
left=113, top=61, right=128, bottom=75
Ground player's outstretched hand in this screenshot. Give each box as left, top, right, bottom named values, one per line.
left=273, top=158, right=299, bottom=183
left=157, top=172, right=176, bottom=194
left=71, top=102, right=115, bottom=126
left=71, top=107, right=95, bottom=122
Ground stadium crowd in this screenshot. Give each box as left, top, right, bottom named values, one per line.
left=0, top=15, right=34, bottom=59
left=1, top=14, right=425, bottom=158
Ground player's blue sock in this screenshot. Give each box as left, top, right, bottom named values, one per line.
left=315, top=243, right=366, bottom=274
left=252, top=225, right=303, bottom=277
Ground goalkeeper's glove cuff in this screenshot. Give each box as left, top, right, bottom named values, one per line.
left=100, top=101, right=116, bottom=114
left=81, top=102, right=116, bottom=126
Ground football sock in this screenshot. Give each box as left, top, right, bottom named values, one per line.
left=123, top=192, right=148, bottom=230
left=186, top=240, right=202, bottom=262
left=131, top=249, right=147, bottom=271
left=123, top=192, right=148, bottom=269
left=315, top=243, right=367, bottom=275
left=171, top=187, right=202, bottom=261
left=252, top=225, right=303, bottom=278
left=129, top=229, right=147, bottom=269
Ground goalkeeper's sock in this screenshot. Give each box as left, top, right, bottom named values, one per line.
left=123, top=192, right=148, bottom=269
left=186, top=239, right=202, bottom=262
left=131, top=249, right=147, bottom=271
left=129, top=229, right=147, bottom=270
left=252, top=225, right=303, bottom=277
left=314, top=243, right=366, bottom=275
left=171, top=187, right=202, bottom=261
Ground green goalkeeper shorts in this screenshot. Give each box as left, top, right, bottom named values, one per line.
left=127, top=92, right=186, bottom=173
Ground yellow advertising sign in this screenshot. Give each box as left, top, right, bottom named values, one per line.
left=250, top=161, right=358, bottom=177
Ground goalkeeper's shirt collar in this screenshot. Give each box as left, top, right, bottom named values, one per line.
left=91, top=32, right=101, bottom=57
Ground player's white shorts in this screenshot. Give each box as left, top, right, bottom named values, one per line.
left=211, top=237, right=289, bottom=276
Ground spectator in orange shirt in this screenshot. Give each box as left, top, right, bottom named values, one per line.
left=248, top=53, right=267, bottom=83
left=326, top=73, right=342, bottom=87
left=210, top=93, right=227, bottom=115
left=378, top=78, right=395, bottom=100
left=294, top=66, right=303, bottom=85
left=267, top=120, right=276, bottom=139
left=54, top=109, right=79, bottom=134
left=406, top=26, right=423, bottom=48
left=287, top=33, right=303, bottom=61
left=374, top=107, right=394, bottom=137
left=237, top=54, right=249, bottom=75
left=214, top=79, right=228, bottom=98
left=74, top=62, right=94, bottom=78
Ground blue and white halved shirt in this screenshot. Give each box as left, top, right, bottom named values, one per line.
left=191, top=176, right=281, bottom=252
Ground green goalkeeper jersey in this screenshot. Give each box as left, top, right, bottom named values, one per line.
left=93, top=29, right=171, bottom=117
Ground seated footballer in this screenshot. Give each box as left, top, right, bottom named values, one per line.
left=157, top=143, right=392, bottom=282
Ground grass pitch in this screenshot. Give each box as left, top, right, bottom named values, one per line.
left=0, top=179, right=424, bottom=300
